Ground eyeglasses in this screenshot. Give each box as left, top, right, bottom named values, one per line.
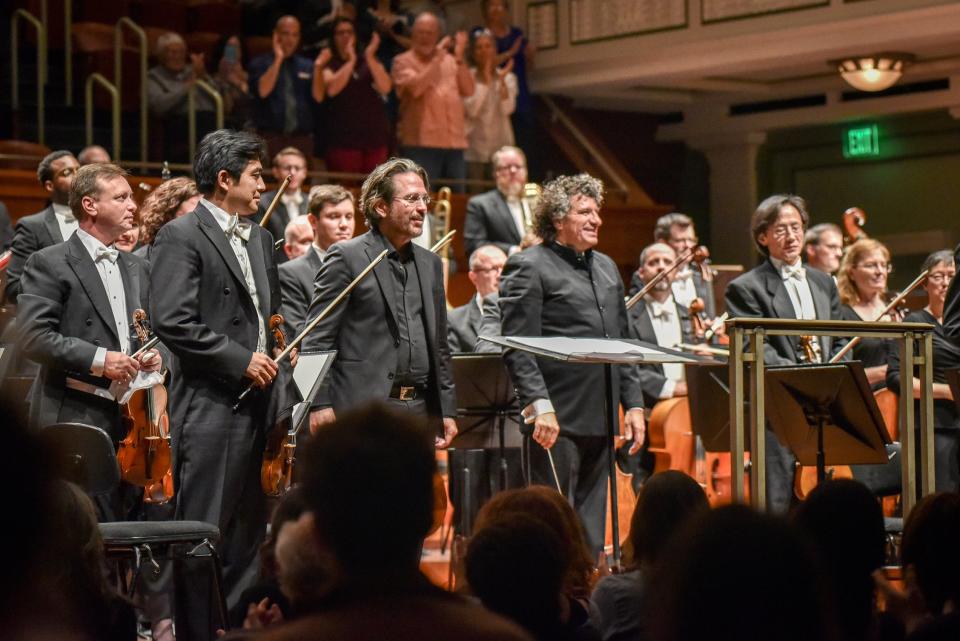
left=473, top=265, right=504, bottom=274
left=857, top=261, right=892, bottom=274
left=394, top=194, right=432, bottom=208
left=495, top=163, right=525, bottom=174
left=928, top=272, right=955, bottom=284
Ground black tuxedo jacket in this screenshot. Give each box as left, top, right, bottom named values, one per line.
left=253, top=189, right=308, bottom=264
left=302, top=230, right=457, bottom=418
left=447, top=298, right=482, bottom=353
left=278, top=248, right=323, bottom=337
left=627, top=299, right=696, bottom=408
left=499, top=242, right=645, bottom=437
left=724, top=259, right=846, bottom=365
left=464, top=189, right=522, bottom=258
left=17, top=233, right=150, bottom=436
left=5, top=206, right=64, bottom=303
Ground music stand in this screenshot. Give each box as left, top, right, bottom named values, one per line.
left=765, top=362, right=892, bottom=484
left=478, top=335, right=696, bottom=567
left=945, top=369, right=960, bottom=412
left=685, top=361, right=751, bottom=453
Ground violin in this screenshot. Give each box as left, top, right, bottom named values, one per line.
left=117, top=309, right=174, bottom=504
left=261, top=314, right=298, bottom=497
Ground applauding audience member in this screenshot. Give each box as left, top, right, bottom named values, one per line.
left=464, top=29, right=517, bottom=185
left=212, top=35, right=252, bottom=130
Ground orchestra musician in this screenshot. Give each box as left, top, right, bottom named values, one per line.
left=886, top=249, right=960, bottom=492
left=278, top=184, right=356, bottom=336
left=464, top=145, right=533, bottom=257
left=803, top=223, right=844, bottom=276
left=724, top=194, right=847, bottom=513
left=498, top=173, right=645, bottom=555
left=17, top=163, right=162, bottom=518
left=447, top=244, right=507, bottom=353
left=149, top=129, right=290, bottom=638
left=304, top=158, right=458, bottom=448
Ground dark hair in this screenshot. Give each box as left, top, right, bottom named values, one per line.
left=300, top=402, right=435, bottom=573
left=308, top=184, right=354, bottom=215
left=628, top=470, right=708, bottom=567
left=791, top=479, right=885, bottom=641
left=921, top=248, right=955, bottom=273
left=330, top=17, right=357, bottom=61
left=260, top=487, right=309, bottom=580
left=68, top=163, right=130, bottom=221
left=359, top=157, right=429, bottom=229
left=211, top=33, right=247, bottom=72
left=533, top=173, right=604, bottom=244
left=901, top=492, right=960, bottom=615
left=37, top=150, right=75, bottom=184
left=193, top=129, right=266, bottom=196
left=751, top=194, right=810, bottom=256
left=467, top=515, right=563, bottom=640
left=653, top=213, right=693, bottom=243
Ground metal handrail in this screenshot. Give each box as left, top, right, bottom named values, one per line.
left=86, top=73, right=121, bottom=162
left=187, top=78, right=225, bottom=162
left=115, top=17, right=148, bottom=165
left=726, top=317, right=936, bottom=519
left=11, top=9, right=46, bottom=145
left=64, top=0, right=73, bottom=105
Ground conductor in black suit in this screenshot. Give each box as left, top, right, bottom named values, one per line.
left=278, top=184, right=355, bottom=336
left=5, top=150, right=81, bottom=303
left=499, top=173, right=646, bottom=554
left=447, top=244, right=507, bottom=353
left=304, top=158, right=458, bottom=448
left=464, top=146, right=534, bottom=258
left=253, top=146, right=309, bottom=264
left=944, top=243, right=960, bottom=339
left=725, top=193, right=847, bottom=513
left=149, top=130, right=288, bottom=637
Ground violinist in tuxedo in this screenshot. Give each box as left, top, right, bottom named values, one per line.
left=724, top=194, right=846, bottom=512
left=149, top=129, right=291, bottom=639
left=17, top=163, right=161, bottom=517
left=5, top=150, right=81, bottom=303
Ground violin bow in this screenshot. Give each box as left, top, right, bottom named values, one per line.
left=259, top=174, right=292, bottom=229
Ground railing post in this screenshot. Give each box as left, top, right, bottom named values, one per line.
left=749, top=329, right=766, bottom=510
left=86, top=73, right=121, bottom=162
left=899, top=333, right=916, bottom=517
left=115, top=18, right=148, bottom=164
left=64, top=0, right=73, bottom=105
left=187, top=79, right=225, bottom=162
left=729, top=326, right=746, bottom=503
left=11, top=9, right=46, bottom=145
left=918, top=332, right=935, bottom=497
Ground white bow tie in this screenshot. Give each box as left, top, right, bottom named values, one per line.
left=782, top=264, right=806, bottom=281
left=674, top=268, right=693, bottom=282
left=94, top=246, right=119, bottom=264
left=227, top=217, right=252, bottom=242
left=649, top=300, right=674, bottom=319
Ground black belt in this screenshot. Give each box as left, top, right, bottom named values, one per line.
left=389, top=382, right=428, bottom=401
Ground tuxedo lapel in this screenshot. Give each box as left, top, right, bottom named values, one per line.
left=65, top=234, right=118, bottom=341
left=413, top=246, right=437, bottom=343
left=494, top=192, right=522, bottom=245
left=246, top=227, right=272, bottom=319
left=762, top=260, right=801, bottom=359
left=42, top=206, right=63, bottom=244
left=195, top=205, right=248, bottom=289
left=364, top=233, right=399, bottom=326
left=118, top=253, right=141, bottom=330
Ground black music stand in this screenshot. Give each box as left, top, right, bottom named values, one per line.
left=945, top=369, right=960, bottom=412
left=685, top=361, right=750, bottom=453
left=449, top=354, right=521, bottom=535
left=765, top=362, right=892, bottom=484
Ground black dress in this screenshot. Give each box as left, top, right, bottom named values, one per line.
left=840, top=305, right=890, bottom=389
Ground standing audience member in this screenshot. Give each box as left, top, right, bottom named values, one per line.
left=148, top=32, right=216, bottom=162
left=212, top=35, right=253, bottom=131
left=253, top=403, right=532, bottom=641
left=392, top=12, right=475, bottom=191
left=464, top=145, right=531, bottom=257
left=283, top=215, right=314, bottom=261
left=464, top=29, right=517, bottom=185
left=5, top=150, right=80, bottom=303
left=78, top=145, right=111, bottom=165
left=135, top=177, right=202, bottom=260
left=249, top=16, right=330, bottom=158
left=804, top=222, right=844, bottom=276
left=447, top=244, right=506, bottom=352
left=591, top=471, right=709, bottom=641
left=255, top=146, right=310, bottom=263
left=361, top=0, right=413, bottom=70
left=323, top=18, right=393, bottom=174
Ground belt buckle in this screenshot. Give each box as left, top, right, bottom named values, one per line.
left=398, top=386, right=416, bottom=401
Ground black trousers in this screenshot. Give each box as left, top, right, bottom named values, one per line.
left=525, top=434, right=610, bottom=557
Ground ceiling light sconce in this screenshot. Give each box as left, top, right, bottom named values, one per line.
left=832, top=53, right=914, bottom=92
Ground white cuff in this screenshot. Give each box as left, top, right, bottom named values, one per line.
left=658, top=378, right=676, bottom=400
left=90, top=347, right=107, bottom=377
left=522, top=398, right=554, bottom=424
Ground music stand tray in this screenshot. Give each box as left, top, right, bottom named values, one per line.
left=765, top=362, right=892, bottom=483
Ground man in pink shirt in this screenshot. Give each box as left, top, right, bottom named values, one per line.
left=392, top=12, right=475, bottom=192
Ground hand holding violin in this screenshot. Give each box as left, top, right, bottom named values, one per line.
left=104, top=351, right=140, bottom=382
left=137, top=349, right=163, bottom=373
left=246, top=352, right=278, bottom=388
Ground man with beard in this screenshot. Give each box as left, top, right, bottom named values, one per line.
left=464, top=145, right=535, bottom=257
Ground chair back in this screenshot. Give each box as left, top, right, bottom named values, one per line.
left=43, top=422, right=120, bottom=495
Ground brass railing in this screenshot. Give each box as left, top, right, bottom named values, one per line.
left=85, top=73, right=121, bottom=161
left=727, top=317, right=935, bottom=518
left=11, top=9, right=47, bottom=145
left=115, top=17, right=148, bottom=164
left=187, top=79, right=225, bottom=162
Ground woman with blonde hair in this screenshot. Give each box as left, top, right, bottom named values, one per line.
left=837, top=238, right=894, bottom=386
left=135, top=177, right=201, bottom=259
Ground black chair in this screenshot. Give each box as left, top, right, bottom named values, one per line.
left=42, top=422, right=229, bottom=630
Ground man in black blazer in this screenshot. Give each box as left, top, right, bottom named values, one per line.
left=944, top=243, right=960, bottom=339
left=150, top=130, right=290, bottom=637
left=304, top=158, right=458, bottom=448
left=499, top=173, right=646, bottom=554
left=5, top=150, right=81, bottom=303
left=253, top=146, right=309, bottom=264
left=17, top=163, right=161, bottom=513
left=464, top=146, right=532, bottom=258
left=725, top=193, right=847, bottom=513
left=278, top=184, right=355, bottom=336
left=447, top=244, right=506, bottom=353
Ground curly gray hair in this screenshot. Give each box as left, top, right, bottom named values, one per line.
left=533, top=174, right=604, bottom=243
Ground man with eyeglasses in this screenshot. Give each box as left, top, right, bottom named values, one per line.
left=447, top=244, right=506, bottom=353
left=464, top=145, right=536, bottom=257
left=303, top=158, right=458, bottom=447
left=254, top=146, right=310, bottom=264
left=804, top=223, right=844, bottom=276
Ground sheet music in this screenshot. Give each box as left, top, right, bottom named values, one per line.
left=480, top=335, right=696, bottom=364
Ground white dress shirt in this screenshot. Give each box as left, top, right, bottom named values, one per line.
left=645, top=296, right=684, bottom=398
left=53, top=202, right=79, bottom=242
left=203, top=199, right=267, bottom=353
left=770, top=256, right=822, bottom=361
left=281, top=190, right=303, bottom=222
left=311, top=244, right=327, bottom=263
left=76, top=229, right=129, bottom=376
left=505, top=196, right=526, bottom=241
left=671, top=267, right=697, bottom=308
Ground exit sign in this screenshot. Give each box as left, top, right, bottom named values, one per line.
left=843, top=124, right=880, bottom=158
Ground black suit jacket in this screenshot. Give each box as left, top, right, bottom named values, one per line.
left=464, top=189, right=522, bottom=258
left=627, top=299, right=696, bottom=408
left=253, top=189, right=308, bottom=264
left=447, top=298, right=482, bottom=353
left=302, top=230, right=457, bottom=418
left=499, top=242, right=645, bottom=437
left=628, top=267, right=716, bottom=318
left=944, top=243, right=960, bottom=338
left=17, top=233, right=150, bottom=436
left=724, top=259, right=846, bottom=365
left=0, top=200, right=13, bottom=252
left=5, top=206, right=63, bottom=303
left=278, top=248, right=323, bottom=337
